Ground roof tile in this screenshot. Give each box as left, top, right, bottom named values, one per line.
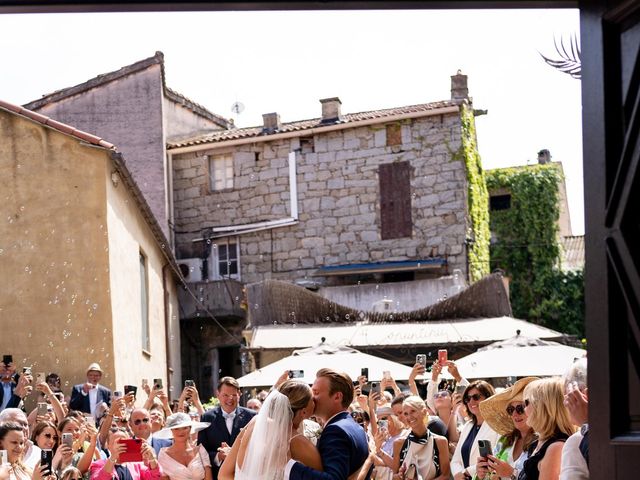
left=168, top=99, right=460, bottom=149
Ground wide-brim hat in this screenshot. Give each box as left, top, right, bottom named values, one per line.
left=478, top=377, right=539, bottom=436
left=154, top=412, right=210, bottom=439
left=86, top=363, right=103, bottom=373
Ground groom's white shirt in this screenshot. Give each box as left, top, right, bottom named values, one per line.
left=283, top=410, right=346, bottom=479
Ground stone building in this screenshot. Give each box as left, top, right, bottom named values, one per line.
left=168, top=72, right=490, bottom=387
left=0, top=99, right=182, bottom=405
left=23, top=51, right=232, bottom=240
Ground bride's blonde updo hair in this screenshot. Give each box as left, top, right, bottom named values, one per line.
left=277, top=380, right=312, bottom=415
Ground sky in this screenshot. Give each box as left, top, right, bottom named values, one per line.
left=0, top=8, right=584, bottom=234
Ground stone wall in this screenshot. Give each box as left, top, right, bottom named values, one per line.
left=172, top=111, right=469, bottom=284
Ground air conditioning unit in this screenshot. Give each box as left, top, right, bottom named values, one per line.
left=177, top=258, right=204, bottom=283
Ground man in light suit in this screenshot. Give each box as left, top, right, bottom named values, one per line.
left=198, top=376, right=256, bottom=479
left=69, top=363, right=111, bottom=416
left=285, top=368, right=369, bottom=480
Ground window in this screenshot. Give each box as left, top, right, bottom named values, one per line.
left=139, top=252, right=150, bottom=352
left=386, top=123, right=402, bottom=146
left=490, top=194, right=512, bottom=211
left=209, top=154, right=234, bottom=191
left=210, top=239, right=240, bottom=280
left=379, top=161, right=412, bottom=239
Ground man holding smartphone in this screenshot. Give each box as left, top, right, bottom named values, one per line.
left=69, top=363, right=112, bottom=416
left=0, top=360, right=32, bottom=413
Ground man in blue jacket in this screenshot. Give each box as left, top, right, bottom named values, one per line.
left=285, top=368, right=369, bottom=480
left=69, top=363, right=111, bottom=416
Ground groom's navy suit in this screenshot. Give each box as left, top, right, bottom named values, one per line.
left=198, top=405, right=255, bottom=479
left=289, top=411, right=369, bottom=480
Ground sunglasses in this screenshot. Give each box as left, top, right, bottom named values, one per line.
left=506, top=404, right=526, bottom=416
left=464, top=393, right=484, bottom=403
left=43, top=433, right=59, bottom=440
left=434, top=391, right=450, bottom=399
left=133, top=418, right=150, bottom=425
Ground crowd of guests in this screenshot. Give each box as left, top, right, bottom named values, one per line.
left=0, top=354, right=589, bottom=480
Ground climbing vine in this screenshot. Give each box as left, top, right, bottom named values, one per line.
left=459, top=104, right=490, bottom=283
left=486, top=164, right=585, bottom=336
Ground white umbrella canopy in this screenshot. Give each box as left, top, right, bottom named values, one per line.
left=456, top=334, right=586, bottom=379
left=238, top=343, right=415, bottom=388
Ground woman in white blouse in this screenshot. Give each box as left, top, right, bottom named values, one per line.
left=157, top=413, right=212, bottom=480
left=451, top=381, right=500, bottom=479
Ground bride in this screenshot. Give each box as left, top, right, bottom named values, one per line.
left=219, top=379, right=322, bottom=479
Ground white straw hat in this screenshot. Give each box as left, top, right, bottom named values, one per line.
left=155, top=412, right=210, bottom=439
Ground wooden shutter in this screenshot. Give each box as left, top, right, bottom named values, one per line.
left=379, top=161, right=412, bottom=239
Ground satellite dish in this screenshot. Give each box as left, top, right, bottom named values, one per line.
left=231, top=101, right=245, bottom=114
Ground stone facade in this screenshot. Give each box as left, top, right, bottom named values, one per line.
left=171, top=108, right=471, bottom=285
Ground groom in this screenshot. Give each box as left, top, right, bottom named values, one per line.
left=286, top=368, right=369, bottom=480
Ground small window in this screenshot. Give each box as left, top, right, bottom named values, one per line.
left=386, top=123, right=402, bottom=146
left=209, top=154, right=234, bottom=191
left=490, top=194, right=512, bottom=211
left=139, top=252, right=150, bottom=352
left=210, top=239, right=240, bottom=280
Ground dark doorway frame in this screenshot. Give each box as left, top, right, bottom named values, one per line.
left=4, top=0, right=639, bottom=476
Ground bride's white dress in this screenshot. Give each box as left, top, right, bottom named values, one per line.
left=233, top=390, right=294, bottom=480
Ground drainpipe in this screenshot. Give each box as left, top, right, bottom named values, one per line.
left=288, top=151, right=298, bottom=220
left=162, top=263, right=173, bottom=399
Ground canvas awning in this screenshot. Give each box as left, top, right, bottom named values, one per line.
left=246, top=316, right=565, bottom=350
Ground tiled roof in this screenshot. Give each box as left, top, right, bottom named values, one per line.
left=168, top=99, right=460, bottom=149
left=23, top=51, right=232, bottom=129
left=0, top=99, right=115, bottom=149
left=561, top=235, right=585, bottom=271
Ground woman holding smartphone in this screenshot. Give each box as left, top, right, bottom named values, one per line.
left=474, top=378, right=538, bottom=480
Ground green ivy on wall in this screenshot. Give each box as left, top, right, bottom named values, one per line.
left=486, top=164, right=585, bottom=336
left=459, top=104, right=490, bottom=283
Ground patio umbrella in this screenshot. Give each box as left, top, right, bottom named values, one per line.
left=238, top=343, right=415, bottom=388
left=455, top=332, right=586, bottom=379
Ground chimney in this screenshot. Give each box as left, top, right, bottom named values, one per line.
left=537, top=149, right=551, bottom=164
left=320, top=97, right=342, bottom=123
left=451, top=70, right=468, bottom=101
left=262, top=112, right=281, bottom=133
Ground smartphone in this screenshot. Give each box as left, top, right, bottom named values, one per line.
left=119, top=438, right=143, bottom=463
left=360, top=367, right=369, bottom=379
left=0, top=450, right=7, bottom=465
left=37, top=402, right=48, bottom=416
left=478, top=439, right=493, bottom=458
left=22, top=366, right=32, bottom=375
left=141, top=378, right=149, bottom=389
left=62, top=433, right=73, bottom=449
left=41, top=449, right=53, bottom=474
left=35, top=372, right=46, bottom=384
left=288, top=370, right=304, bottom=379
left=113, top=390, right=123, bottom=399
left=416, top=354, right=427, bottom=366
left=378, top=419, right=388, bottom=431
left=370, top=382, right=380, bottom=394
left=2, top=355, right=12, bottom=366
left=184, top=379, right=195, bottom=388
left=153, top=378, right=163, bottom=390
left=84, top=414, right=95, bottom=427
left=124, top=385, right=137, bottom=397
left=438, top=349, right=448, bottom=366
left=383, top=370, right=391, bottom=380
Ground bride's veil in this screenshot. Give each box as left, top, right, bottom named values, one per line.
left=239, top=388, right=293, bottom=478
